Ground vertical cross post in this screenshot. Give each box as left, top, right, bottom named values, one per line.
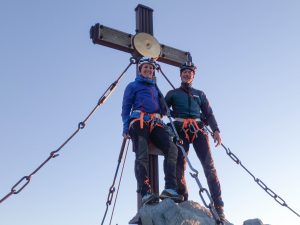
left=135, top=4, right=159, bottom=209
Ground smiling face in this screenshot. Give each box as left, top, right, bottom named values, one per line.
left=140, top=63, right=155, bottom=79
left=180, top=69, right=195, bottom=84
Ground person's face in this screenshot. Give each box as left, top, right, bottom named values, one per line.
left=180, top=69, right=195, bottom=84
left=140, top=63, right=155, bottom=79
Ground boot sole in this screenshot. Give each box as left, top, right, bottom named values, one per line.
left=142, top=196, right=159, bottom=205
left=159, top=194, right=183, bottom=203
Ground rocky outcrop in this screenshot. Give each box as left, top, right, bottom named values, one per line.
left=130, top=199, right=266, bottom=225
left=138, top=199, right=232, bottom=225
left=243, top=219, right=265, bottom=225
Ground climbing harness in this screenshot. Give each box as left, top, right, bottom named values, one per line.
left=174, top=118, right=206, bottom=143
left=0, top=57, right=136, bottom=205
left=100, top=138, right=130, bottom=225
left=154, top=82, right=224, bottom=225
left=129, top=110, right=164, bottom=133
left=157, top=64, right=300, bottom=219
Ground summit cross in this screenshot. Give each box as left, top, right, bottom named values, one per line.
left=90, top=4, right=192, bottom=209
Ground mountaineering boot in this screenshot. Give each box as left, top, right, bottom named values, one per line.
left=159, top=189, right=184, bottom=203
left=142, top=193, right=159, bottom=205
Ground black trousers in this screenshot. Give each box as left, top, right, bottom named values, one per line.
left=176, top=123, right=224, bottom=207
left=129, top=121, right=178, bottom=196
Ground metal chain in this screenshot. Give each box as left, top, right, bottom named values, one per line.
left=204, top=126, right=300, bottom=218
left=101, top=138, right=129, bottom=225
left=176, top=142, right=223, bottom=225
left=109, top=139, right=130, bottom=225
left=0, top=58, right=135, bottom=205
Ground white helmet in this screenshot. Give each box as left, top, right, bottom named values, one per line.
left=138, top=57, right=157, bottom=70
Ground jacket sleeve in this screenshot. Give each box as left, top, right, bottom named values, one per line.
left=199, top=91, right=220, bottom=132
left=165, top=90, right=175, bottom=117
left=121, top=83, right=134, bottom=134
left=165, top=90, right=173, bottom=108
left=155, top=85, right=167, bottom=116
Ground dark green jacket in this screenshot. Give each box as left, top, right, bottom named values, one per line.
left=165, top=83, right=220, bottom=132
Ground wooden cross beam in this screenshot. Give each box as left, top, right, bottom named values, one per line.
left=90, top=4, right=192, bottom=211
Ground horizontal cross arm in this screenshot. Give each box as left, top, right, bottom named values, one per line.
left=90, top=24, right=192, bottom=67
left=158, top=45, right=190, bottom=67
left=90, top=23, right=134, bottom=54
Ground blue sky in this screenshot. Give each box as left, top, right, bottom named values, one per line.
left=1, top=1, right=300, bottom=225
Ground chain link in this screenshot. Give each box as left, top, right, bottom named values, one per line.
left=0, top=59, right=134, bottom=204
left=175, top=135, right=223, bottom=224
left=205, top=127, right=300, bottom=218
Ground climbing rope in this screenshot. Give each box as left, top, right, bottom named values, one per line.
left=0, top=58, right=136, bottom=205
left=157, top=64, right=300, bottom=219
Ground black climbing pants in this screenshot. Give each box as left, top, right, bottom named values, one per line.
left=129, top=121, right=178, bottom=197
left=175, top=123, right=224, bottom=208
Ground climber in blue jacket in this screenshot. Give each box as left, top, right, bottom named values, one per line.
left=122, top=57, right=182, bottom=205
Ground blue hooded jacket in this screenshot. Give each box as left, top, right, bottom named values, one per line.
left=121, top=75, right=162, bottom=134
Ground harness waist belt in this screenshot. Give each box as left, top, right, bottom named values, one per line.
left=132, top=110, right=162, bottom=119
left=174, top=118, right=201, bottom=122
left=130, top=110, right=163, bottom=131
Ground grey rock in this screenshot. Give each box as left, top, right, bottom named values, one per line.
left=137, top=199, right=233, bottom=225
left=130, top=199, right=267, bottom=225
left=243, top=218, right=264, bottom=225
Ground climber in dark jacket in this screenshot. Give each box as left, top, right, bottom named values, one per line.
left=122, top=57, right=182, bottom=205
left=165, top=61, right=225, bottom=221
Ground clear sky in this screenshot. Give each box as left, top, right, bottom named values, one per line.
left=1, top=1, right=300, bottom=225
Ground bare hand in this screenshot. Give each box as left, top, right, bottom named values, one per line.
left=122, top=133, right=131, bottom=139
left=213, top=130, right=222, bottom=147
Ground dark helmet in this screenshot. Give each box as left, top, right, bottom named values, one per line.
left=138, top=57, right=157, bottom=70
left=180, top=61, right=197, bottom=73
